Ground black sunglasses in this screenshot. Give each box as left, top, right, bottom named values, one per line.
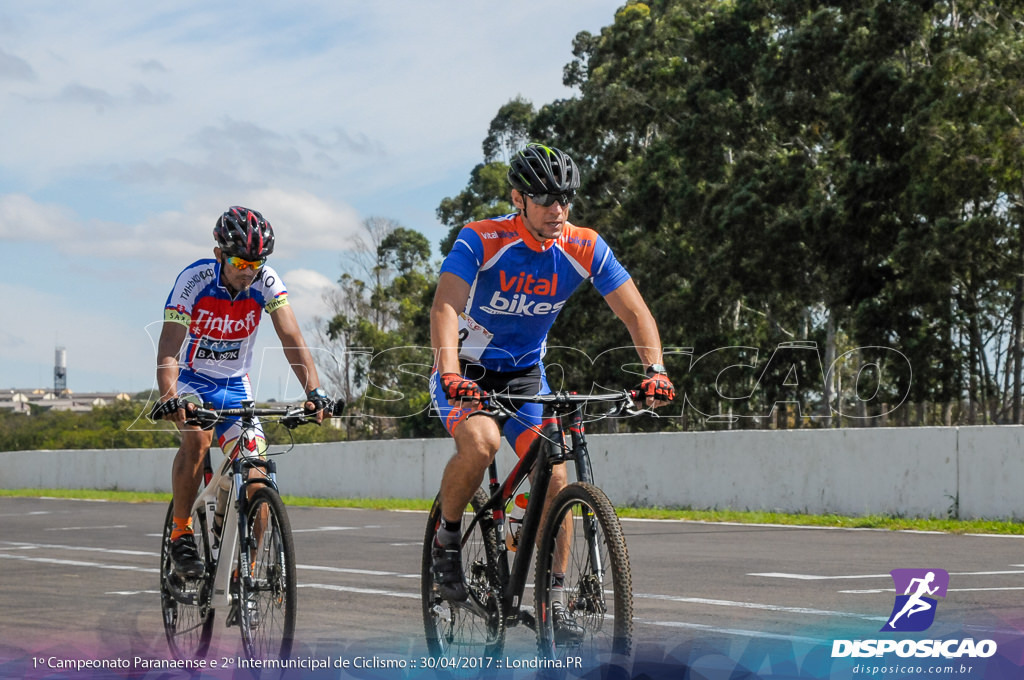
left=525, top=191, right=575, bottom=207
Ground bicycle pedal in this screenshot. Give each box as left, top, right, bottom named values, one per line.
left=519, top=610, right=537, bottom=631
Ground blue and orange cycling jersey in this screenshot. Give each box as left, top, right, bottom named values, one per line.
left=441, top=212, right=631, bottom=372
left=163, top=258, right=290, bottom=379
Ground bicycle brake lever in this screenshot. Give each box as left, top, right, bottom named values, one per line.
left=621, top=390, right=653, bottom=417
left=280, top=407, right=308, bottom=429
left=183, top=405, right=219, bottom=430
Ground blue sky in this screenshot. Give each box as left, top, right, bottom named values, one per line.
left=0, top=1, right=623, bottom=398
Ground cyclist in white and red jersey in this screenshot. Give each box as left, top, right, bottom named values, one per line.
left=428, top=143, right=675, bottom=639
left=150, top=206, right=331, bottom=578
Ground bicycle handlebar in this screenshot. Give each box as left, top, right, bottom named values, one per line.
left=184, top=399, right=345, bottom=430
left=479, top=389, right=647, bottom=418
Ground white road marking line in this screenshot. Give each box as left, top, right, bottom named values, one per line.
left=299, top=565, right=403, bottom=578
left=751, top=572, right=891, bottom=580
left=634, top=593, right=886, bottom=622
left=0, top=541, right=156, bottom=557
left=298, top=583, right=419, bottom=599
left=11, top=539, right=1019, bottom=627
left=633, top=618, right=828, bottom=645
left=619, top=517, right=1024, bottom=539
left=45, top=525, right=128, bottom=531
left=754, top=569, right=1024, bottom=580
left=0, top=553, right=157, bottom=573
left=842, top=586, right=1024, bottom=594
left=291, top=526, right=360, bottom=533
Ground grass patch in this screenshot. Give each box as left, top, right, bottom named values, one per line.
left=616, top=507, right=1024, bottom=535
left=0, top=488, right=173, bottom=503
left=3, top=489, right=1023, bottom=535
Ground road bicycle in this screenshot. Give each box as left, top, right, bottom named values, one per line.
left=159, top=398, right=341, bottom=660
left=421, top=389, right=645, bottom=662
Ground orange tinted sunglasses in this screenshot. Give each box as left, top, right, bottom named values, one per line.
left=225, top=255, right=266, bottom=271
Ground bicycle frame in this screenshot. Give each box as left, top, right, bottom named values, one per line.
left=163, top=397, right=340, bottom=661
left=457, top=391, right=637, bottom=626
left=189, top=406, right=283, bottom=608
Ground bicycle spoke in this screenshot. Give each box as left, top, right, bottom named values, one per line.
left=159, top=501, right=214, bottom=659
left=422, top=489, right=505, bottom=658
left=536, top=483, right=632, bottom=661
left=239, top=487, right=296, bottom=660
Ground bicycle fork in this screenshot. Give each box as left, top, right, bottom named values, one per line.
left=569, top=411, right=606, bottom=590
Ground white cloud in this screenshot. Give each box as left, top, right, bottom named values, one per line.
left=0, top=194, right=78, bottom=240
left=280, top=267, right=336, bottom=323
left=0, top=190, right=362, bottom=260
left=239, top=188, right=363, bottom=254
left=0, top=1, right=624, bottom=393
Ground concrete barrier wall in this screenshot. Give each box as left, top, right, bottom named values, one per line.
left=1, top=425, right=1020, bottom=520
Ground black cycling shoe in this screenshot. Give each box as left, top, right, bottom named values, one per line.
left=170, top=533, right=205, bottom=579
left=552, top=600, right=585, bottom=646
left=431, top=537, right=467, bottom=602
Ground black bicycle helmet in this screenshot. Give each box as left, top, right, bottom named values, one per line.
left=507, top=143, right=581, bottom=194
left=213, top=206, right=275, bottom=259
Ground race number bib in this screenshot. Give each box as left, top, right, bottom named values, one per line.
left=458, top=313, right=493, bottom=362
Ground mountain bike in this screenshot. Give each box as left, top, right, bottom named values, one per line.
left=421, top=389, right=644, bottom=662
left=159, top=398, right=341, bottom=660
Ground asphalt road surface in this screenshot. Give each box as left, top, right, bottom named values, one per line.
left=2, top=496, right=1024, bottom=678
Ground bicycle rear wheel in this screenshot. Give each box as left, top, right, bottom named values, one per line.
left=238, top=486, right=297, bottom=660
left=159, top=500, right=214, bottom=659
left=535, top=482, right=633, bottom=660
left=421, top=488, right=505, bottom=658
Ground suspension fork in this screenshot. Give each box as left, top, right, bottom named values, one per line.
left=231, top=458, right=254, bottom=588
left=569, top=408, right=594, bottom=485
left=232, top=456, right=278, bottom=589
left=568, top=408, right=605, bottom=582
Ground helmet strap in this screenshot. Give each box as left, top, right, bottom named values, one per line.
left=218, top=255, right=242, bottom=298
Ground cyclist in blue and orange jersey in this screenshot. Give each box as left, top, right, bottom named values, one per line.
left=150, top=206, right=331, bottom=579
left=429, top=143, right=675, bottom=636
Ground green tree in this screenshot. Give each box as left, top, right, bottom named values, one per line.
left=322, top=219, right=442, bottom=439
left=438, top=0, right=1024, bottom=429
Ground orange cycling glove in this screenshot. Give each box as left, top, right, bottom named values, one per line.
left=640, top=371, right=676, bottom=403
left=440, top=373, right=486, bottom=402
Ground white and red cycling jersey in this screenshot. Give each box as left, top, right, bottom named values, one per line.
left=163, top=258, right=289, bottom=379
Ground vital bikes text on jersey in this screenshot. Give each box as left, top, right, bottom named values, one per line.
left=442, top=213, right=630, bottom=371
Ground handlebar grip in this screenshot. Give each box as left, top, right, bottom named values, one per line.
left=183, top=403, right=219, bottom=430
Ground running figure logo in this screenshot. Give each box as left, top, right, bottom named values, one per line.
left=881, top=568, right=949, bottom=632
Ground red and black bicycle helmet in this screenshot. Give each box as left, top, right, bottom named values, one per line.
left=507, top=143, right=581, bottom=194
left=213, top=206, right=275, bottom=259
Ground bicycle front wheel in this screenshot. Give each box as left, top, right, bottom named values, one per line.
left=159, top=500, right=214, bottom=659
left=535, top=482, right=633, bottom=660
left=421, top=488, right=505, bottom=658
left=238, top=486, right=297, bottom=660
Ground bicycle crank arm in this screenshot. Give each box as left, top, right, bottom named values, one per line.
left=448, top=594, right=495, bottom=619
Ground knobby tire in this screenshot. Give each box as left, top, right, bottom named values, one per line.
left=238, top=486, right=297, bottom=660
left=421, top=488, right=506, bottom=658
left=159, top=499, right=215, bottom=659
left=534, top=482, right=633, bottom=660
